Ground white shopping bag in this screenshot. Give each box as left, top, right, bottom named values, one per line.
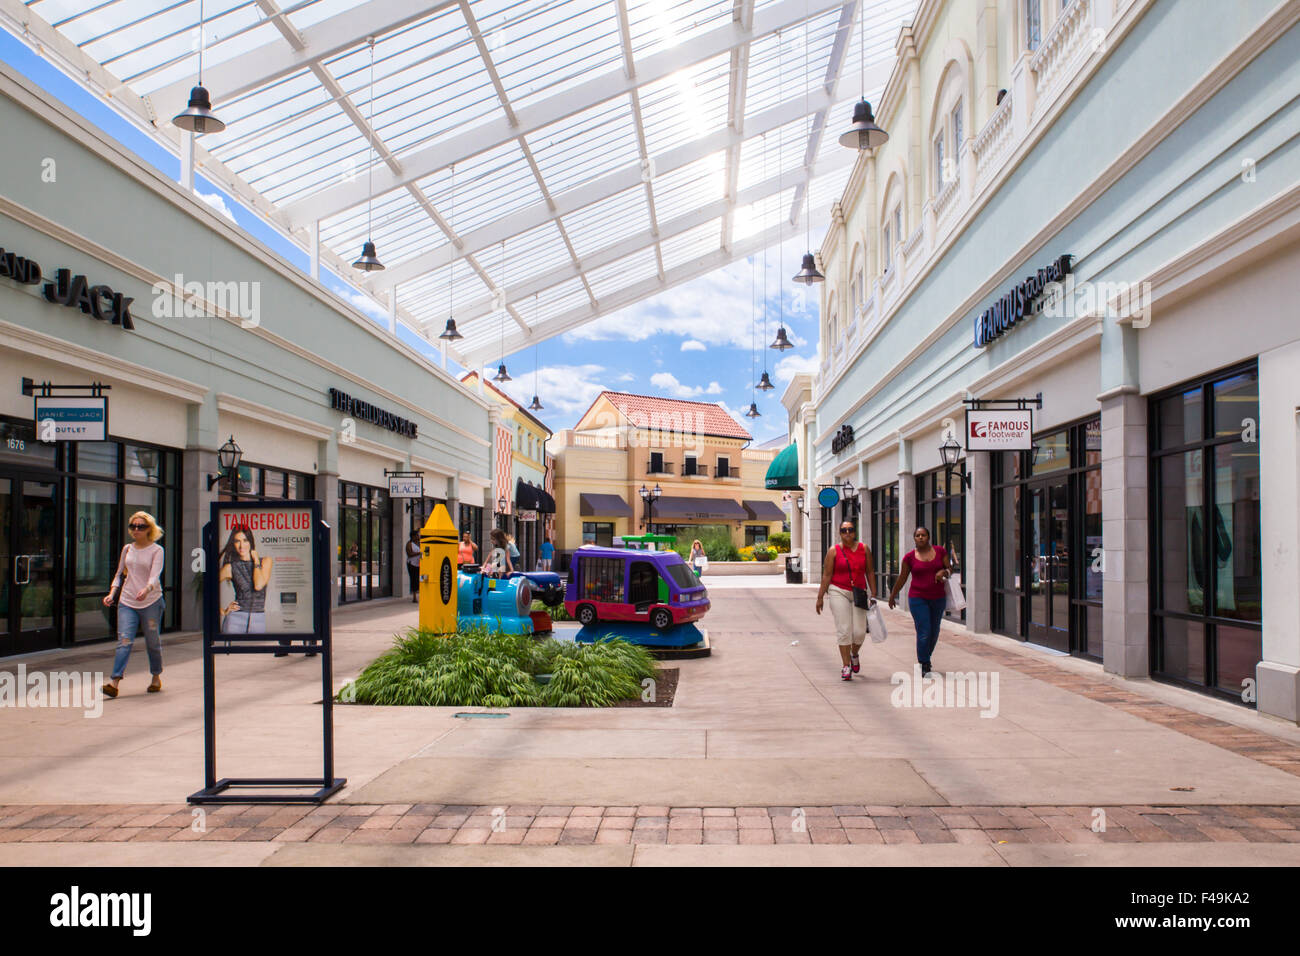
left=866, top=600, right=887, bottom=644
left=944, top=573, right=967, bottom=612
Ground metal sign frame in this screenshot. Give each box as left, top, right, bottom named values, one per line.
left=189, top=498, right=345, bottom=805
left=963, top=394, right=1042, bottom=452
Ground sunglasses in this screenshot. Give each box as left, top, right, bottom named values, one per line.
left=129, top=523, right=149, bottom=530
left=839, top=527, right=856, bottom=534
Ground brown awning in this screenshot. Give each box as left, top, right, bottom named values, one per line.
left=743, top=499, right=787, bottom=521
left=579, top=493, right=633, bottom=517
left=650, top=496, right=748, bottom=520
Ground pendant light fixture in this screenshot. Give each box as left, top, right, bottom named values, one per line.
left=756, top=134, right=776, bottom=394
left=794, top=13, right=825, bottom=286
left=173, top=0, right=226, bottom=134
left=493, top=241, right=511, bottom=382
left=353, top=38, right=385, bottom=272
left=528, top=295, right=544, bottom=411
left=838, top=1, right=889, bottom=150
left=746, top=253, right=761, bottom=420
left=439, top=163, right=463, bottom=340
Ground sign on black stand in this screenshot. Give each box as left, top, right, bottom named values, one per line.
left=189, top=499, right=345, bottom=804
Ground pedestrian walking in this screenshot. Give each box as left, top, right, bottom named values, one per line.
left=538, top=534, right=554, bottom=571
left=101, top=511, right=166, bottom=698
left=688, top=539, right=707, bottom=576
left=888, top=526, right=952, bottom=676
left=405, top=528, right=421, bottom=602
left=814, top=520, right=876, bottom=680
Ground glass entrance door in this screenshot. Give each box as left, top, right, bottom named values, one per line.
left=1, top=474, right=60, bottom=655
left=1027, top=479, right=1070, bottom=651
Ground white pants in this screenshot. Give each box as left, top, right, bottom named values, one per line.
left=828, top=585, right=868, bottom=647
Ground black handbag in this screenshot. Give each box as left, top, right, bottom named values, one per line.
left=838, top=544, right=873, bottom=608
left=106, top=545, right=128, bottom=608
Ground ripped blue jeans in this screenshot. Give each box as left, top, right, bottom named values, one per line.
left=111, top=598, right=165, bottom=679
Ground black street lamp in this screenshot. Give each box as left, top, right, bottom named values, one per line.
left=940, top=436, right=972, bottom=489
left=207, top=435, right=242, bottom=490
left=638, top=482, right=662, bottom=531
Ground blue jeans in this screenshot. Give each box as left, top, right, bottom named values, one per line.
left=222, top=611, right=267, bottom=634
left=908, top=596, right=947, bottom=667
left=112, top=598, right=165, bottom=679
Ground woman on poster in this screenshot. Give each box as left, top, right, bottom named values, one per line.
left=220, top=527, right=274, bottom=634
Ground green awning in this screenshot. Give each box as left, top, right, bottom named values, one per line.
left=764, top=443, right=801, bottom=490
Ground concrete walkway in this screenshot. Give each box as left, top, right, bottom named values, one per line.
left=2, top=583, right=1298, bottom=865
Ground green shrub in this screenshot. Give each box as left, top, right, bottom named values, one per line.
left=769, top=532, right=791, bottom=553
left=338, top=626, right=656, bottom=708
left=531, top=599, right=571, bottom=621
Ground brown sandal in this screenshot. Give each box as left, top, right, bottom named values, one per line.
left=147, top=676, right=162, bottom=693
left=102, top=682, right=118, bottom=698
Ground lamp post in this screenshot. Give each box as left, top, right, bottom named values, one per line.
left=638, top=482, right=661, bottom=532
left=207, top=435, right=242, bottom=490
left=940, top=437, right=972, bottom=489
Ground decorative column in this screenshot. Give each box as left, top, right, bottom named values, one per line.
left=1099, top=385, right=1149, bottom=678
left=317, top=432, right=341, bottom=609
left=897, top=435, right=916, bottom=558
left=965, top=449, right=993, bottom=633
left=181, top=390, right=219, bottom=629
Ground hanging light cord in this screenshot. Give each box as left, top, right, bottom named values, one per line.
left=367, top=37, right=376, bottom=245
left=499, top=240, right=506, bottom=366
left=197, top=0, right=206, bottom=85
left=777, top=29, right=784, bottom=331
left=448, top=163, right=456, bottom=322
left=805, top=7, right=812, bottom=252
left=860, top=0, right=865, bottom=95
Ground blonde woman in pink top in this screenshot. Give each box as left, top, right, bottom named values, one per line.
left=101, top=511, right=166, bottom=698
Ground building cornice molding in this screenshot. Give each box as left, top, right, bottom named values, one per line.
left=215, top=393, right=335, bottom=440
left=0, top=319, right=209, bottom=404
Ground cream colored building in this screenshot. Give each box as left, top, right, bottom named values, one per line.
left=552, top=391, right=789, bottom=556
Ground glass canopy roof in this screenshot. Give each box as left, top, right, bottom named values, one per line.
left=11, top=0, right=916, bottom=366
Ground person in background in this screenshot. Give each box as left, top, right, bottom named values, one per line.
left=815, top=520, right=875, bottom=681
left=689, top=539, right=707, bottom=576
left=506, top=533, right=520, bottom=566
left=458, top=531, right=478, bottom=567
left=101, top=511, right=166, bottom=698
left=538, top=534, right=554, bottom=571
left=405, top=528, right=421, bottom=603
left=483, top=528, right=513, bottom=578
left=888, top=526, right=952, bottom=676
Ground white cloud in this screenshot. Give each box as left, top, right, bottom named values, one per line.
left=680, top=340, right=707, bottom=352
left=194, top=188, right=238, bottom=224
left=650, top=372, right=725, bottom=400
left=492, top=363, right=610, bottom=423
left=338, top=288, right=390, bottom=324
left=616, top=372, right=636, bottom=382
left=563, top=236, right=820, bottom=351
left=775, top=351, right=819, bottom=383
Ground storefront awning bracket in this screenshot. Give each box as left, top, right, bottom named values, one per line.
left=962, top=392, right=1042, bottom=410
left=21, top=377, right=112, bottom=397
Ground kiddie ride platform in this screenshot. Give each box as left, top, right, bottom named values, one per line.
left=575, top=621, right=711, bottom=659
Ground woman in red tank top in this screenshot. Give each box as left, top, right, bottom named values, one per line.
left=815, top=519, right=876, bottom=680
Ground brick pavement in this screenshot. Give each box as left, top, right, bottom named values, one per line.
left=2, top=802, right=1298, bottom=846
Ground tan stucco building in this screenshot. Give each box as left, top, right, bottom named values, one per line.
left=552, top=391, right=789, bottom=556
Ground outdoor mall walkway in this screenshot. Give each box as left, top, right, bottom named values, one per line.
left=2, top=579, right=1300, bottom=866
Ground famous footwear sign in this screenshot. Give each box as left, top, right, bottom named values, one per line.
left=966, top=409, right=1033, bottom=451
left=972, top=254, right=1072, bottom=348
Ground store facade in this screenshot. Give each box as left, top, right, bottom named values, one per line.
left=806, top=0, right=1300, bottom=720
left=0, top=63, right=494, bottom=656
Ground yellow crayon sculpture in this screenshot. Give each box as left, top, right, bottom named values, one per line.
left=419, top=504, right=459, bottom=634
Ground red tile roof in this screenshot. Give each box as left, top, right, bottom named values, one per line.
left=584, top=390, right=751, bottom=441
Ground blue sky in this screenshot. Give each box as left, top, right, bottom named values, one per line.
left=3, top=29, right=821, bottom=447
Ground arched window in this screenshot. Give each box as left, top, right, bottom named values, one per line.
left=826, top=293, right=839, bottom=347
left=848, top=244, right=864, bottom=324
left=879, top=173, right=904, bottom=272
left=930, top=62, right=968, bottom=196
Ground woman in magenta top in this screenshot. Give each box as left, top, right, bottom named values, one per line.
left=101, top=511, right=166, bottom=698
left=815, top=520, right=876, bottom=681
left=888, top=526, right=952, bottom=676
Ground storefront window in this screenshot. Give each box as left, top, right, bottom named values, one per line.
left=1150, top=363, right=1261, bottom=700
left=744, top=525, right=768, bottom=546
left=870, top=484, right=899, bottom=599
left=583, top=522, right=614, bottom=547
left=990, top=417, right=1101, bottom=657
left=338, top=482, right=392, bottom=604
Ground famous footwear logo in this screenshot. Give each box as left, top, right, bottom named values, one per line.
left=150, top=273, right=261, bottom=328
left=890, top=666, right=999, bottom=718
left=1040, top=272, right=1153, bottom=328
left=49, top=886, right=151, bottom=936
left=0, top=665, right=103, bottom=718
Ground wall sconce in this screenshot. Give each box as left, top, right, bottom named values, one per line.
left=940, top=437, right=972, bottom=489
left=207, top=435, right=242, bottom=490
